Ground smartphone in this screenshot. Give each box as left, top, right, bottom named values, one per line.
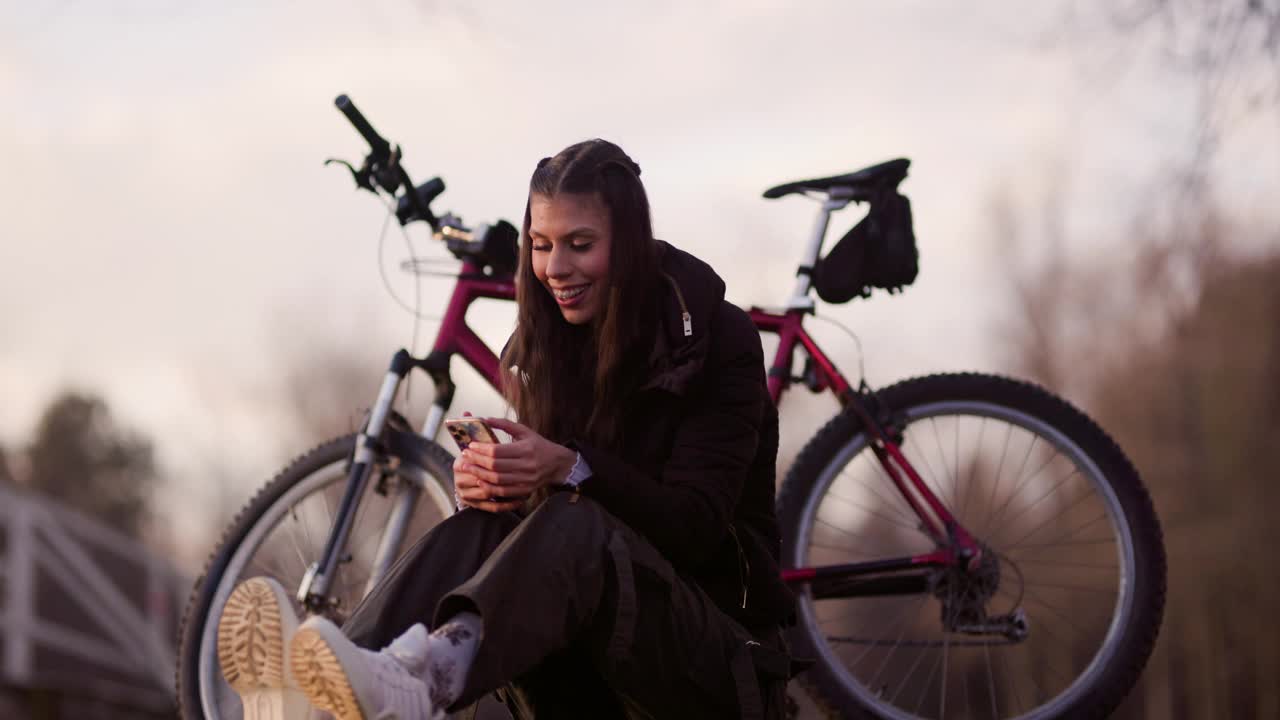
left=444, top=417, right=500, bottom=452
left=446, top=417, right=527, bottom=504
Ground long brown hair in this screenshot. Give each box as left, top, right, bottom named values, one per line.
left=500, top=139, right=659, bottom=448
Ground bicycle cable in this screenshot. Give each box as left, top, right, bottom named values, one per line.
left=374, top=196, right=441, bottom=324
left=374, top=195, right=440, bottom=407
left=809, top=312, right=868, bottom=387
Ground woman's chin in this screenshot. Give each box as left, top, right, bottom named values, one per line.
left=559, top=306, right=594, bottom=324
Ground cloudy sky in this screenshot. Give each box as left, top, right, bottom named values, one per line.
left=3, top=0, right=1276, bottom=564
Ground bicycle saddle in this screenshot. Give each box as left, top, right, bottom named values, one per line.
left=762, top=158, right=910, bottom=199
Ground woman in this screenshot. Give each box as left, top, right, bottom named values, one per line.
left=216, top=139, right=795, bottom=719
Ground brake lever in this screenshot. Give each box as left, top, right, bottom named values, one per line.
left=324, top=157, right=376, bottom=193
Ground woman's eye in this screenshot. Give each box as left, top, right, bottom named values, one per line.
left=571, top=242, right=594, bottom=252
left=532, top=244, right=551, bottom=252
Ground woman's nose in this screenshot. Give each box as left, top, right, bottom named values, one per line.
left=545, top=245, right=572, bottom=278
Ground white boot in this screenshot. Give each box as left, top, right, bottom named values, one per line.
left=216, top=576, right=312, bottom=720
left=289, top=616, right=443, bottom=720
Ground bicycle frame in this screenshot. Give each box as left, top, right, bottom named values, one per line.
left=297, top=209, right=982, bottom=612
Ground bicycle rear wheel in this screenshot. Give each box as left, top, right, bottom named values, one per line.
left=175, top=433, right=457, bottom=720
left=777, top=373, right=1165, bottom=719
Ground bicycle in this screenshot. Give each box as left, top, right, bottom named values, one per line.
left=176, top=95, right=1166, bottom=720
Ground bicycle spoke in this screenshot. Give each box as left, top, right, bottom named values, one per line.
left=928, top=418, right=960, bottom=512
left=1005, top=512, right=1111, bottom=553
left=1004, top=613, right=1080, bottom=692
left=1017, top=505, right=1110, bottom=549
left=958, top=416, right=986, bottom=524
left=856, top=453, right=923, bottom=529
left=983, top=634, right=999, bottom=719
left=1013, top=557, right=1118, bottom=571
left=939, top=583, right=954, bottom=720
left=292, top=505, right=317, bottom=564
left=808, top=540, right=885, bottom=559
left=283, top=514, right=310, bottom=573
left=866, top=596, right=929, bottom=694
left=985, top=434, right=1039, bottom=530
left=887, top=626, right=933, bottom=705
left=996, top=640, right=1028, bottom=716
left=950, top=414, right=960, bottom=515
left=910, top=637, right=946, bottom=717
left=249, top=557, right=292, bottom=584
left=986, top=439, right=1060, bottom=532
left=320, top=482, right=335, bottom=529
left=814, top=515, right=919, bottom=548
left=1022, top=579, right=1117, bottom=595
left=818, top=492, right=922, bottom=534
left=904, top=430, right=945, bottom=502
left=814, top=602, right=868, bottom=630
left=844, top=606, right=900, bottom=669
left=994, top=468, right=1083, bottom=542
left=1021, top=587, right=1099, bottom=651
left=982, top=422, right=1015, bottom=532
left=907, top=426, right=970, bottom=530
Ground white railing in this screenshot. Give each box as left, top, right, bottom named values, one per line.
left=0, top=481, right=191, bottom=712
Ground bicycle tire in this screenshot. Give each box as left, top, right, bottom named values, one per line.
left=777, top=373, right=1165, bottom=720
left=174, top=433, right=457, bottom=720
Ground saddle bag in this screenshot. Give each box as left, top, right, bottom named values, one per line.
left=812, top=189, right=918, bottom=303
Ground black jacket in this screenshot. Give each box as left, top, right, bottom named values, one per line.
left=572, top=241, right=795, bottom=630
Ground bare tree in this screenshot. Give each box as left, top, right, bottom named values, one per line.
left=20, top=390, right=158, bottom=539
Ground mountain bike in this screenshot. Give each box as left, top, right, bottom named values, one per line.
left=176, top=96, right=1166, bottom=720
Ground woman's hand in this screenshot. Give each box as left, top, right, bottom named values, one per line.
left=452, top=417, right=577, bottom=513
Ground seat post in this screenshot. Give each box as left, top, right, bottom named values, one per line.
left=787, top=192, right=851, bottom=309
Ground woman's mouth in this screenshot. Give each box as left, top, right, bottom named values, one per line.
left=552, top=284, right=590, bottom=307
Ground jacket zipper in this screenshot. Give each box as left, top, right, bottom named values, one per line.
left=661, top=272, right=693, bottom=337
left=726, top=524, right=751, bottom=609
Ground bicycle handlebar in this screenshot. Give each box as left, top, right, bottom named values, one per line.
left=333, top=93, right=441, bottom=230
left=334, top=94, right=391, bottom=162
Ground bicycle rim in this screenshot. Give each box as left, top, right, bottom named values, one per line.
left=196, top=455, right=455, bottom=720
left=792, top=399, right=1138, bottom=720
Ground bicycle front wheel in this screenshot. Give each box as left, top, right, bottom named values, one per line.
left=175, top=433, right=457, bottom=720
left=777, top=373, right=1165, bottom=720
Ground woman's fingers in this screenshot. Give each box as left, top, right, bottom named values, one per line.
left=483, top=417, right=528, bottom=438
left=461, top=449, right=530, bottom=473
left=472, top=468, right=539, bottom=493
left=462, top=462, right=499, bottom=484
left=459, top=455, right=538, bottom=488
left=457, top=476, right=530, bottom=501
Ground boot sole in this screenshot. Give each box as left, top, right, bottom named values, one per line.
left=217, top=577, right=291, bottom=692
left=290, top=626, right=366, bottom=720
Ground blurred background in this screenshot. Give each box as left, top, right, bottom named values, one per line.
left=1, top=0, right=1277, bottom=717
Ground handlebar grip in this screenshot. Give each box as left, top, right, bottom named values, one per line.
left=334, top=94, right=391, bottom=159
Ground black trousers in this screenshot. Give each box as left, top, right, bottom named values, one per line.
left=342, top=492, right=789, bottom=719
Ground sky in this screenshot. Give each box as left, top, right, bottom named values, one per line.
left=2, top=0, right=1277, bottom=566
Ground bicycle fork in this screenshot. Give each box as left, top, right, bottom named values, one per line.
left=296, top=349, right=456, bottom=613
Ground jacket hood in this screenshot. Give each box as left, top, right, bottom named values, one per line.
left=642, top=241, right=727, bottom=395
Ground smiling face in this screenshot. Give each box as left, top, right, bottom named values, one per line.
left=528, top=192, right=613, bottom=325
